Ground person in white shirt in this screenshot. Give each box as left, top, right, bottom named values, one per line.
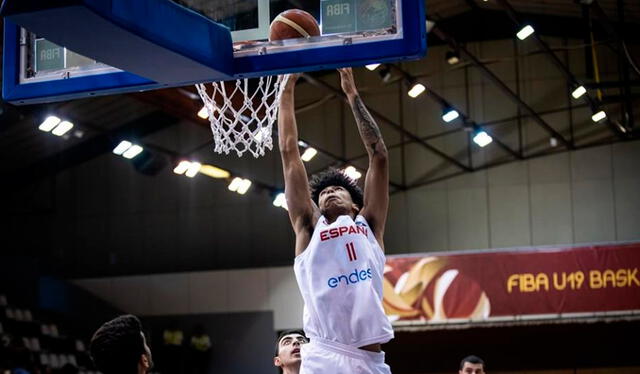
left=277, top=68, right=393, bottom=374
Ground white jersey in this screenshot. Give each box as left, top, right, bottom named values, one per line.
left=294, top=214, right=394, bottom=347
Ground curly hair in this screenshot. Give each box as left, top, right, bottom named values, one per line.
left=309, top=168, right=363, bottom=209
left=90, top=315, right=146, bottom=374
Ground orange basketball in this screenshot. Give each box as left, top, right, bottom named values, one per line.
left=269, top=9, right=321, bottom=41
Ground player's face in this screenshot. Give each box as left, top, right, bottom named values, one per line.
left=318, top=185, right=357, bottom=215
left=459, top=362, right=485, bottom=374
left=274, top=333, right=307, bottom=368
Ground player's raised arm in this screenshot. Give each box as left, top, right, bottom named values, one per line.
left=278, top=74, right=319, bottom=254
left=338, top=68, right=389, bottom=246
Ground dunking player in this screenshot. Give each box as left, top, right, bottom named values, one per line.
left=277, top=68, right=393, bottom=373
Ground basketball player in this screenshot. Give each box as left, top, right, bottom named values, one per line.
left=277, top=68, right=393, bottom=374
left=89, top=315, right=153, bottom=374
left=274, top=329, right=308, bottom=374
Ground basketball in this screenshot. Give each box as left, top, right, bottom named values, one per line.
left=269, top=9, right=320, bottom=41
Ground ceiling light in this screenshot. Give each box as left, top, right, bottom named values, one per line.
left=365, top=64, right=381, bottom=71
left=442, top=108, right=460, bottom=123
left=51, top=121, right=74, bottom=136
left=301, top=147, right=318, bottom=162
left=173, top=160, right=191, bottom=175
left=571, top=85, right=587, bottom=99
left=445, top=51, right=460, bottom=65
left=185, top=162, right=202, bottom=178
left=516, top=25, right=535, bottom=40
left=228, top=177, right=252, bottom=195
left=237, top=179, right=252, bottom=194
left=473, top=131, right=493, bottom=147
left=592, top=110, right=606, bottom=122
left=254, top=127, right=270, bottom=143
left=122, top=144, right=143, bottom=159
left=273, top=192, right=288, bottom=210
left=113, top=141, right=133, bottom=155
left=408, top=82, right=426, bottom=98
left=343, top=166, right=362, bottom=180
left=199, top=164, right=230, bottom=179
left=38, top=116, right=61, bottom=132
left=197, top=106, right=208, bottom=119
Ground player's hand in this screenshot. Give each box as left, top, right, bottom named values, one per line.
left=338, top=68, right=358, bottom=98
left=285, top=73, right=301, bottom=87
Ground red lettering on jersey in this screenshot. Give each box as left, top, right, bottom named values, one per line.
left=320, top=230, right=330, bottom=241
left=319, top=225, right=369, bottom=241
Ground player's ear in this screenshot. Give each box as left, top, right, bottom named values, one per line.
left=274, top=356, right=282, bottom=367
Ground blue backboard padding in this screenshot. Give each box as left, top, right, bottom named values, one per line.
left=2, top=0, right=234, bottom=83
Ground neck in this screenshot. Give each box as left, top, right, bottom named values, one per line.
left=282, top=362, right=301, bottom=374
left=324, top=211, right=355, bottom=224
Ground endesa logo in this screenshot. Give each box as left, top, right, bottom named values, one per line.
left=327, top=268, right=373, bottom=288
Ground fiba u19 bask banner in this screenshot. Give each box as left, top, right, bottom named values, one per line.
left=383, top=242, right=640, bottom=324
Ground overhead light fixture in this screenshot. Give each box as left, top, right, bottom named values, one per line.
left=122, top=144, right=143, bottom=159
left=571, top=85, right=587, bottom=99
left=173, top=160, right=191, bottom=175
left=38, top=116, right=61, bottom=132
left=254, top=127, right=271, bottom=143
left=185, top=162, right=202, bottom=178
left=197, top=106, right=208, bottom=119
left=408, top=82, right=426, bottom=98
left=549, top=137, right=558, bottom=147
left=445, top=50, right=460, bottom=65
left=592, top=110, right=607, bottom=122
left=365, top=64, right=381, bottom=71
left=516, top=25, right=535, bottom=40
left=425, top=20, right=436, bottom=33
left=343, top=166, right=362, bottom=180
left=473, top=131, right=493, bottom=147
left=228, top=177, right=252, bottom=195
left=51, top=121, right=74, bottom=136
left=301, top=147, right=318, bottom=162
left=113, top=141, right=133, bottom=155
left=273, top=192, right=288, bottom=210
left=298, top=140, right=308, bottom=147
left=199, top=164, right=230, bottom=179
left=442, top=108, right=460, bottom=123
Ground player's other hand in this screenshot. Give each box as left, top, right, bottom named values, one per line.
left=284, top=73, right=301, bottom=89
left=338, top=68, right=358, bottom=98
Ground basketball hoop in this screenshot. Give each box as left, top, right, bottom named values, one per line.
left=196, top=74, right=290, bottom=158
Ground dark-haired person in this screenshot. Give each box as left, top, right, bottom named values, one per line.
left=273, top=330, right=308, bottom=374
left=459, top=355, right=485, bottom=374
left=277, top=68, right=393, bottom=374
left=89, top=315, right=153, bottom=374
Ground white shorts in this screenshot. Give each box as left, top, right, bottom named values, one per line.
left=300, top=337, right=391, bottom=374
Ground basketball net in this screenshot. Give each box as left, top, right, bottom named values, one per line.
left=195, top=74, right=290, bottom=158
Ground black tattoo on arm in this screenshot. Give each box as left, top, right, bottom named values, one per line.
left=351, top=96, right=384, bottom=155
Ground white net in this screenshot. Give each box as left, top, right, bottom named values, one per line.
left=195, top=74, right=290, bottom=158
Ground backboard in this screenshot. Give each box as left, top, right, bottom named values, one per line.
left=2, top=0, right=426, bottom=104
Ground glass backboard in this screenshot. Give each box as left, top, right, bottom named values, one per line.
left=2, top=0, right=426, bottom=104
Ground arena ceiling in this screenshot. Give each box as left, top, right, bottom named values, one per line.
left=0, top=0, right=639, bottom=196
